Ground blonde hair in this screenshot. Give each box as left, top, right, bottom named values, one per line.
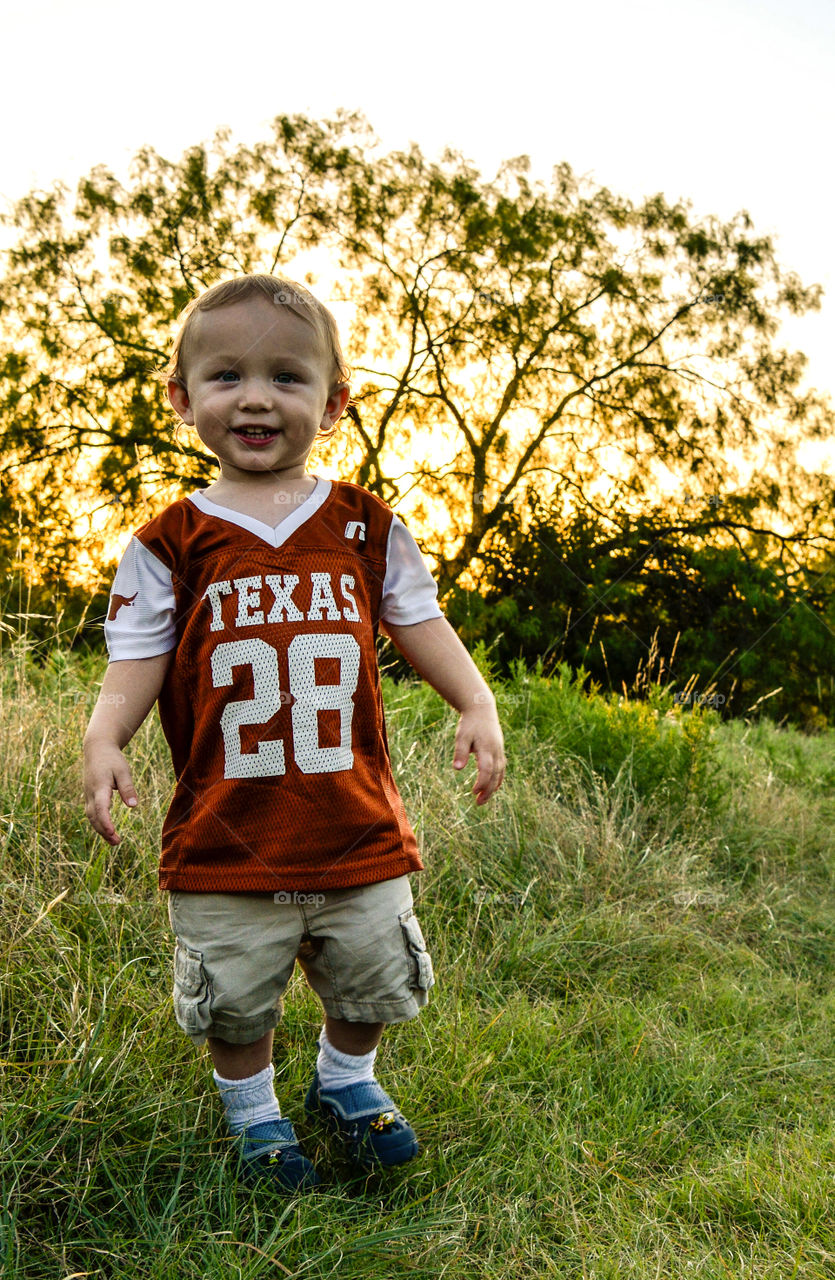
left=155, top=274, right=354, bottom=441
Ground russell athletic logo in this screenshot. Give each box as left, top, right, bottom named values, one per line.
left=108, top=592, right=138, bottom=620
left=344, top=521, right=366, bottom=541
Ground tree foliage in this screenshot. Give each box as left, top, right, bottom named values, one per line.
left=1, top=110, right=834, bottom=720
left=321, top=137, right=834, bottom=598
left=435, top=489, right=835, bottom=731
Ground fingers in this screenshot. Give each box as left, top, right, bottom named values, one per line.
left=86, top=786, right=120, bottom=845
left=473, top=754, right=506, bottom=805
left=454, top=728, right=506, bottom=804
left=84, top=759, right=138, bottom=845
left=114, top=760, right=139, bottom=812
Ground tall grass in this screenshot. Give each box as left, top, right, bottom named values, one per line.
left=1, top=632, right=834, bottom=1278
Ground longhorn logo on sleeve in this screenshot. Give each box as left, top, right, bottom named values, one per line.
left=108, top=592, right=138, bottom=620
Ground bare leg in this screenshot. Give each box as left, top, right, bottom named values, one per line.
left=206, top=1028, right=274, bottom=1079
left=205, top=1017, right=382, bottom=1080
left=324, top=1016, right=384, bottom=1055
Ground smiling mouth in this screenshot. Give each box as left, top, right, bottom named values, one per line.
left=231, top=427, right=280, bottom=440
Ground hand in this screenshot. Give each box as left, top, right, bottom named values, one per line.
left=83, top=739, right=138, bottom=845
left=453, top=701, right=506, bottom=805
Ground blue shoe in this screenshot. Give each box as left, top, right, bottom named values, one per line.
left=237, top=1117, right=321, bottom=1192
left=304, top=1070, right=419, bottom=1169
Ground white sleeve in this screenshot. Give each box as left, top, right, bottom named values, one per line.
left=104, top=537, right=178, bottom=661
left=379, top=516, right=444, bottom=626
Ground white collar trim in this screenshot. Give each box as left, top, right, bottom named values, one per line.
left=187, top=476, right=333, bottom=549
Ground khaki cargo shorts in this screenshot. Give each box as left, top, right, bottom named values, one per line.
left=166, top=874, right=434, bottom=1046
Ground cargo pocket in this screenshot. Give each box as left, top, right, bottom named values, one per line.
left=399, top=908, right=435, bottom=992
left=172, top=940, right=214, bottom=1036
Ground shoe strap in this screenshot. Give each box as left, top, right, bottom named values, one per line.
left=320, top=1080, right=398, bottom=1121
left=241, top=1117, right=300, bottom=1158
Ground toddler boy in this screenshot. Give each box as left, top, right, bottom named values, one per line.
left=83, top=274, right=505, bottom=1192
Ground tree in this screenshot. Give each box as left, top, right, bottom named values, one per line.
left=438, top=487, right=835, bottom=729
left=321, top=140, right=834, bottom=596
left=0, top=110, right=832, bottom=654
left=0, top=112, right=373, bottom=597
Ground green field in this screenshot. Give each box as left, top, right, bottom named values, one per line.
left=2, top=641, right=834, bottom=1279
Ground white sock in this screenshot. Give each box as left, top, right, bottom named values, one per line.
left=316, top=1025, right=377, bottom=1090
left=213, top=1062, right=281, bottom=1133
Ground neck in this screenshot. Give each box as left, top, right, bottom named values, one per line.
left=212, top=469, right=315, bottom=494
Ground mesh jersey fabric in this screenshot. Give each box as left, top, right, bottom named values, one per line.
left=104, top=479, right=440, bottom=892
left=105, top=479, right=443, bottom=659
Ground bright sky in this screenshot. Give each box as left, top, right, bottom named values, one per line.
left=2, top=0, right=833, bottom=449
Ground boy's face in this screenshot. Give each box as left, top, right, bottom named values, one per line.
left=167, top=296, right=349, bottom=484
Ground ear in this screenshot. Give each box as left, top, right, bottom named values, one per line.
left=323, top=384, right=351, bottom=429
left=167, top=379, right=194, bottom=425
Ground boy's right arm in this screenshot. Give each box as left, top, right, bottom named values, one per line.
left=83, top=651, right=175, bottom=846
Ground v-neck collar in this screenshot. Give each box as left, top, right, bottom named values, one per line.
left=187, top=476, right=334, bottom=549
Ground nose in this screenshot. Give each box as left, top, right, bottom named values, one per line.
left=237, top=378, right=274, bottom=410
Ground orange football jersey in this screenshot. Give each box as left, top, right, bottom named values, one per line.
left=122, top=481, right=431, bottom=892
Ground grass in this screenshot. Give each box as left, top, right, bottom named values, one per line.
left=1, top=636, right=834, bottom=1278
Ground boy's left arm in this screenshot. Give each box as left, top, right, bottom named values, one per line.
left=380, top=616, right=506, bottom=804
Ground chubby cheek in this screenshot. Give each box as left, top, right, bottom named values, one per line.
left=196, top=397, right=228, bottom=425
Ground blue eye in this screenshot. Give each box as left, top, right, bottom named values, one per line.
left=214, top=370, right=296, bottom=382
